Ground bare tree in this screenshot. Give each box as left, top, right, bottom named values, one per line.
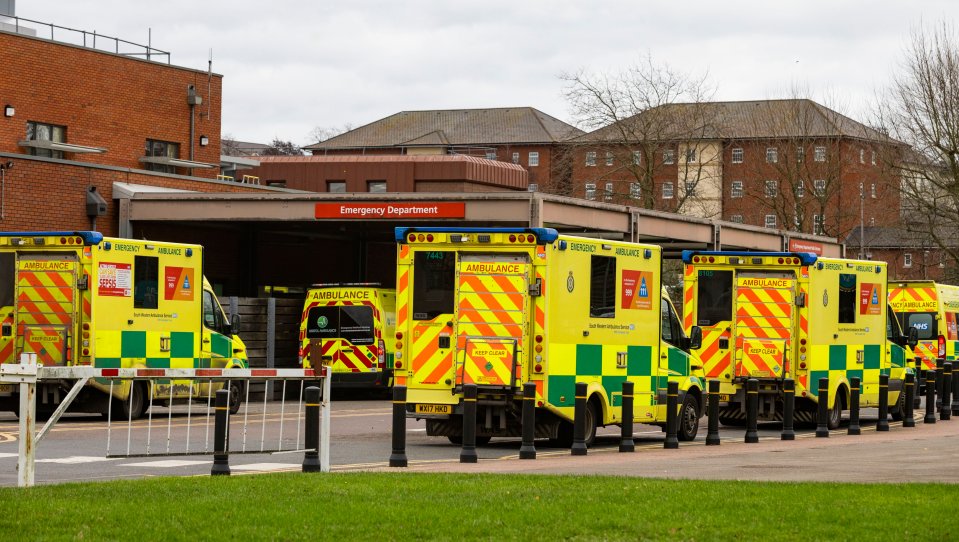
left=307, top=123, right=355, bottom=145
left=875, top=22, right=959, bottom=269
left=263, top=138, right=303, bottom=156
left=220, top=133, right=244, bottom=157
left=559, top=54, right=721, bottom=217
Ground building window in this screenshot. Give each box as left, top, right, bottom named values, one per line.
left=764, top=215, right=777, bottom=229
left=870, top=183, right=876, bottom=198
left=512, top=152, right=520, bottom=164
left=796, top=179, right=805, bottom=198
left=813, top=179, right=826, bottom=196
left=605, top=151, right=614, bottom=166
left=586, top=151, right=597, bottom=167
left=731, top=180, right=743, bottom=198
left=26, top=121, right=67, bottom=159
left=685, top=181, right=696, bottom=197
left=144, top=139, right=180, bottom=174
left=814, top=146, right=826, bottom=162
left=632, top=151, right=642, bottom=165
left=796, top=146, right=804, bottom=163
left=869, top=217, right=875, bottom=226
left=766, top=147, right=778, bottom=163
left=871, top=151, right=876, bottom=165
left=527, top=183, right=538, bottom=192
left=765, top=180, right=778, bottom=198
left=662, top=182, right=674, bottom=199
left=730, top=214, right=744, bottom=223
left=865, top=252, right=873, bottom=260
left=685, top=148, right=697, bottom=163
left=327, top=181, right=346, bottom=193
left=528, top=151, right=539, bottom=167
left=604, top=182, right=614, bottom=201
left=663, top=149, right=675, bottom=165
left=630, top=182, right=641, bottom=199
left=813, top=214, right=825, bottom=235
left=485, top=150, right=497, bottom=160
left=860, top=149, right=865, bottom=164
left=731, top=147, right=743, bottom=163
left=585, top=182, right=596, bottom=200
left=904, top=253, right=913, bottom=268
left=367, top=180, right=387, bottom=193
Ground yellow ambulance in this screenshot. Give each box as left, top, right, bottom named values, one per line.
left=889, top=281, right=959, bottom=370
left=299, top=283, right=396, bottom=389
left=683, top=251, right=915, bottom=428
left=0, top=231, right=248, bottom=417
left=395, top=227, right=706, bottom=446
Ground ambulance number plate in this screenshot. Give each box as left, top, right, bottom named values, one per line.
left=718, top=394, right=731, bottom=402
left=415, top=404, right=452, bottom=415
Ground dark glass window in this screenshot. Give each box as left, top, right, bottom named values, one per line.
left=696, top=270, right=733, bottom=326
left=838, top=273, right=856, bottom=324
left=901, top=312, right=936, bottom=340
left=306, top=305, right=375, bottom=345
left=134, top=256, right=159, bottom=309
left=412, top=251, right=455, bottom=320
left=144, top=139, right=180, bottom=174
left=26, top=121, right=67, bottom=159
left=589, top=255, right=616, bottom=318
left=0, top=253, right=13, bottom=308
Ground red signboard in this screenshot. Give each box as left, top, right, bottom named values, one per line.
left=315, top=202, right=466, bottom=219
left=164, top=266, right=196, bottom=301
left=860, top=283, right=882, bottom=315
left=788, top=239, right=823, bottom=255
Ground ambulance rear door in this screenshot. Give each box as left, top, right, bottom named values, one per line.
left=732, top=272, right=796, bottom=380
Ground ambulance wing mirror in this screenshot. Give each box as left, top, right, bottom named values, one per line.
left=230, top=313, right=241, bottom=336
left=795, top=292, right=806, bottom=308
left=907, top=327, right=919, bottom=349
left=688, top=326, right=703, bottom=350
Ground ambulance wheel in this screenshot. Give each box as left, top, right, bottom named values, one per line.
left=891, top=390, right=906, bottom=422
left=228, top=380, right=244, bottom=415
left=118, top=382, right=146, bottom=420
left=678, top=394, right=700, bottom=441
left=827, top=393, right=843, bottom=430
left=551, top=399, right=599, bottom=447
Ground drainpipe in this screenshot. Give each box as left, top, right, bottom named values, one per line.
left=187, top=85, right=203, bottom=176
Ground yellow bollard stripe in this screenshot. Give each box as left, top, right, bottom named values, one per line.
left=465, top=398, right=477, bottom=402
left=575, top=395, right=586, bottom=400
left=747, top=390, right=758, bottom=395
left=392, top=401, right=406, bottom=405
left=523, top=396, right=534, bottom=401
left=305, top=403, right=320, bottom=407
left=622, top=394, right=633, bottom=399
left=851, top=387, right=860, bottom=392
left=215, top=407, right=228, bottom=411
left=668, top=393, right=678, bottom=398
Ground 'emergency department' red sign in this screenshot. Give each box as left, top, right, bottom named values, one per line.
left=315, top=202, right=465, bottom=219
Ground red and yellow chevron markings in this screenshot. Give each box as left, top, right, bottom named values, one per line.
left=16, top=262, right=77, bottom=366
left=734, top=277, right=793, bottom=378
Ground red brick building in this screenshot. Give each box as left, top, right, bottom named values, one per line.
left=0, top=23, right=276, bottom=237
left=846, top=226, right=954, bottom=281
left=302, top=107, right=581, bottom=192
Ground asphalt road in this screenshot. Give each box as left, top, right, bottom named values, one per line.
left=0, top=392, right=942, bottom=486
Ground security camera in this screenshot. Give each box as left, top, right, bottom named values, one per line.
left=1, top=161, right=11, bottom=169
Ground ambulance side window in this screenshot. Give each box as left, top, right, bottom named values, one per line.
left=661, top=298, right=686, bottom=347
left=413, top=251, right=455, bottom=320
left=0, top=253, right=13, bottom=308
left=134, top=256, right=159, bottom=310
left=696, top=270, right=732, bottom=326
left=203, top=290, right=223, bottom=332
left=838, top=273, right=856, bottom=324
left=589, top=255, right=616, bottom=318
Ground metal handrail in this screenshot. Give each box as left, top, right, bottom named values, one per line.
left=2, top=15, right=171, bottom=63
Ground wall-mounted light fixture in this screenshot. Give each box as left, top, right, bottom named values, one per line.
left=199, top=135, right=209, bottom=147
left=3, top=105, right=13, bottom=118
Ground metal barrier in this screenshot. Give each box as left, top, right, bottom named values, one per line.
left=1, top=355, right=328, bottom=487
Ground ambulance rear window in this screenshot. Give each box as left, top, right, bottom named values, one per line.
left=589, top=255, right=616, bottom=318
left=134, top=255, right=159, bottom=309
left=0, top=253, right=13, bottom=308
left=696, top=270, right=732, bottom=326
left=904, top=312, right=936, bottom=340
left=413, top=251, right=455, bottom=320
left=306, top=305, right=375, bottom=345
left=838, top=273, right=856, bottom=324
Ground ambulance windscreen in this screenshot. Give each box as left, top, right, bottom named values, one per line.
left=306, top=305, right=375, bottom=345
left=413, top=251, right=455, bottom=320
left=696, top=270, right=732, bottom=326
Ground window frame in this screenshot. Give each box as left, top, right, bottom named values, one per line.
left=663, top=149, right=675, bottom=165
left=144, top=138, right=180, bottom=174
left=904, top=253, right=913, bottom=268
left=796, top=179, right=805, bottom=198
left=731, top=180, right=743, bottom=198
left=813, top=214, right=825, bottom=235
left=730, top=214, right=744, bottom=223
left=765, top=147, right=778, bottom=163
left=511, top=152, right=520, bottom=164
left=605, top=151, right=614, bottom=166
left=26, top=120, right=67, bottom=159
left=327, top=181, right=346, bottom=193
left=814, top=146, right=826, bottom=162
left=813, top=179, right=826, bottom=196
left=765, top=180, right=779, bottom=198
left=585, top=182, right=597, bottom=201
left=367, top=180, right=387, bottom=193
left=632, top=151, right=642, bottom=165
left=630, top=182, right=641, bottom=200
left=662, top=182, right=674, bottom=199
left=528, top=151, right=539, bottom=167
left=731, top=147, right=743, bottom=164
left=764, top=214, right=777, bottom=229
left=585, top=151, right=597, bottom=167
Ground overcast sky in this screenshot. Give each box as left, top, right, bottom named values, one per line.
left=19, top=1, right=959, bottom=145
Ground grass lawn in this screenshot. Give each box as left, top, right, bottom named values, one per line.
left=0, top=473, right=956, bottom=540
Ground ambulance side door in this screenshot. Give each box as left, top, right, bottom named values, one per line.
left=201, top=289, right=233, bottom=368
left=660, top=296, right=692, bottom=381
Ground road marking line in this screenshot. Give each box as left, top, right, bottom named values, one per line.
left=36, top=456, right=119, bottom=464
left=123, top=459, right=209, bottom=468
left=0, top=452, right=18, bottom=459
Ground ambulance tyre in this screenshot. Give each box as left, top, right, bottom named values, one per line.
left=827, top=389, right=844, bottom=430
left=891, top=389, right=906, bottom=422
left=118, top=382, right=146, bottom=420
left=677, top=394, right=700, bottom=441
left=551, top=398, right=599, bottom=447
left=228, top=380, right=244, bottom=415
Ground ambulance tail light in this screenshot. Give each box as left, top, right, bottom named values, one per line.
left=395, top=332, right=403, bottom=340
left=939, top=335, right=947, bottom=358
left=708, top=256, right=715, bottom=263
left=534, top=363, right=543, bottom=373
left=426, top=234, right=434, bottom=242
left=377, top=339, right=386, bottom=367
left=509, top=234, right=517, bottom=243
left=778, top=258, right=784, bottom=264
left=408, top=234, right=416, bottom=243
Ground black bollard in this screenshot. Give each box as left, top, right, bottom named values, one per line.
left=211, top=388, right=231, bottom=476
left=916, top=357, right=925, bottom=406
left=782, top=378, right=795, bottom=441
left=519, top=382, right=537, bottom=459
left=953, top=360, right=959, bottom=416
left=460, top=384, right=478, bottom=463
left=903, top=372, right=916, bottom=428
left=571, top=382, right=588, bottom=456
left=706, top=380, right=721, bottom=446
left=745, top=379, right=759, bottom=443
left=389, top=385, right=409, bottom=467
left=848, top=377, right=861, bottom=436
left=924, top=370, right=937, bottom=424
left=877, top=374, right=890, bottom=431
left=816, top=377, right=830, bottom=438
left=664, top=381, right=679, bottom=449
left=619, top=381, right=635, bottom=453
left=302, top=386, right=321, bottom=472
left=941, top=363, right=952, bottom=421
left=936, top=358, right=944, bottom=410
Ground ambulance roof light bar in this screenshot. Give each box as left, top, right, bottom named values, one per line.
left=0, top=231, right=103, bottom=245
left=395, top=227, right=559, bottom=244
left=681, top=250, right=818, bottom=266
left=311, top=282, right=382, bottom=288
